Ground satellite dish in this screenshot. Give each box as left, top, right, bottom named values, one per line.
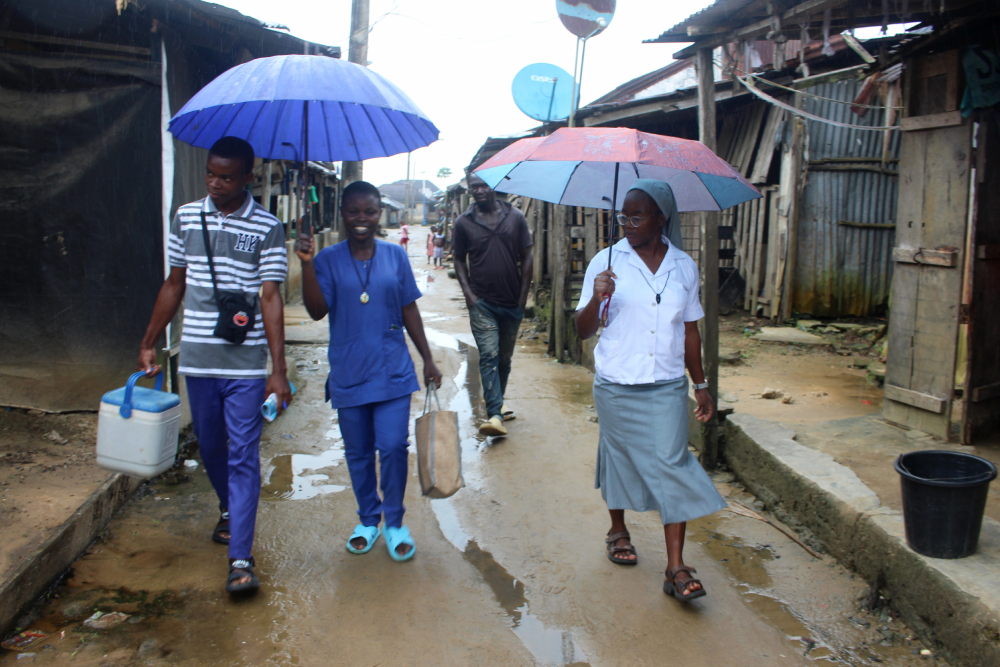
left=511, top=63, right=576, bottom=122
left=556, top=0, right=615, bottom=38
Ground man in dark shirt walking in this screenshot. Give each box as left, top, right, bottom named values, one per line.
left=453, top=174, right=533, bottom=436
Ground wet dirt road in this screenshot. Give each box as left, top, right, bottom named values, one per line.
left=3, top=236, right=944, bottom=667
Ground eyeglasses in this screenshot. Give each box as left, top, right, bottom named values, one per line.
left=615, top=213, right=655, bottom=228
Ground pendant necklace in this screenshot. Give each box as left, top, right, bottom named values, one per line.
left=351, top=243, right=376, bottom=304
left=640, top=269, right=671, bottom=304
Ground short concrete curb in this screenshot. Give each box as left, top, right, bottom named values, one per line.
left=722, top=412, right=1000, bottom=667
left=0, top=473, right=142, bottom=636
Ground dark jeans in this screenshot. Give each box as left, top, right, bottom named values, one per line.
left=469, top=299, right=523, bottom=419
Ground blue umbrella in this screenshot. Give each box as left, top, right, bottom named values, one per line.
left=168, top=54, right=439, bottom=162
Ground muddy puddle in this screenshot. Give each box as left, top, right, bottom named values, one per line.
left=689, top=509, right=937, bottom=666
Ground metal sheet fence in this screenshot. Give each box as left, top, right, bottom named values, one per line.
left=795, top=79, right=900, bottom=316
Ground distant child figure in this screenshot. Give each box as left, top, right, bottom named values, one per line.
left=426, top=227, right=435, bottom=264
left=400, top=223, right=409, bottom=251
left=433, top=226, right=446, bottom=269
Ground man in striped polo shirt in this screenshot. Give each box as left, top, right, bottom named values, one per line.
left=137, top=136, right=290, bottom=594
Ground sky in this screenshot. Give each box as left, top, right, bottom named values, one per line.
left=211, top=0, right=714, bottom=190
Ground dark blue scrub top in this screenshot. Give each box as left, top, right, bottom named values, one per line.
left=314, top=240, right=422, bottom=408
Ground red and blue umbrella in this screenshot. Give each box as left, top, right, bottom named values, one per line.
left=168, top=54, right=439, bottom=162
left=474, top=127, right=759, bottom=214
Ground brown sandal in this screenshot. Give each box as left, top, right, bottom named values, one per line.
left=605, top=530, right=638, bottom=565
left=664, top=565, right=706, bottom=602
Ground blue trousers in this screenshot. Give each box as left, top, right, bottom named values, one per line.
left=186, top=376, right=266, bottom=560
left=337, top=394, right=411, bottom=528
left=469, top=299, right=524, bottom=419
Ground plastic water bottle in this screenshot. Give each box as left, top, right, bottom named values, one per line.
left=261, top=381, right=297, bottom=422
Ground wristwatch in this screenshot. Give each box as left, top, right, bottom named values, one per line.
left=692, top=381, right=709, bottom=390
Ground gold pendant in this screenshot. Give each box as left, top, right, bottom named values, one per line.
left=360, top=291, right=369, bottom=304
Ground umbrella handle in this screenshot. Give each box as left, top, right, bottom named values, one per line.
left=599, top=294, right=612, bottom=328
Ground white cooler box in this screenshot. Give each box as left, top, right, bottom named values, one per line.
left=97, top=371, right=181, bottom=477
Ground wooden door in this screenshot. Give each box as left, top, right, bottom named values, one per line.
left=962, top=113, right=1000, bottom=443
left=884, top=52, right=972, bottom=439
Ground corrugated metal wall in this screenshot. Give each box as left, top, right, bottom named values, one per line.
left=795, top=79, right=900, bottom=317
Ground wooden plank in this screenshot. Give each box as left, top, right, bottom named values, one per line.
left=884, top=118, right=971, bottom=440
left=841, top=32, right=876, bottom=64
left=964, top=116, right=1000, bottom=441
left=971, top=381, right=1000, bottom=403
left=790, top=65, right=868, bottom=89
left=553, top=206, right=567, bottom=360
left=584, top=208, right=597, bottom=263
left=697, top=45, right=720, bottom=471
left=891, top=247, right=959, bottom=267
left=749, top=108, right=783, bottom=184
left=532, top=200, right=544, bottom=297
left=718, top=114, right=740, bottom=165
left=884, top=385, right=946, bottom=414
left=737, top=103, right=767, bottom=176
left=901, top=111, right=964, bottom=132
left=751, top=191, right=768, bottom=316
left=742, top=199, right=757, bottom=310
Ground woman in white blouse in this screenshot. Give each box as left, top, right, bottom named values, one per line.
left=574, top=179, right=725, bottom=603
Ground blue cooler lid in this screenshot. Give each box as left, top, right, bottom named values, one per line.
left=102, top=372, right=180, bottom=415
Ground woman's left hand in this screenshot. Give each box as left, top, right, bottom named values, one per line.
left=424, top=360, right=443, bottom=389
left=693, top=388, right=714, bottom=423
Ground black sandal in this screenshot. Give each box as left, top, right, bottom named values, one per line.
left=605, top=530, right=638, bottom=565
left=664, top=565, right=706, bottom=602
left=212, top=510, right=230, bottom=545
left=226, top=557, right=260, bottom=594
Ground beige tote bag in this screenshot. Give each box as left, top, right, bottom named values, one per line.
left=415, top=382, right=464, bottom=499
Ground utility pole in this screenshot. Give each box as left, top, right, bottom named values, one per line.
left=341, top=0, right=369, bottom=194
left=696, top=46, right=721, bottom=471
left=404, top=152, right=411, bottom=223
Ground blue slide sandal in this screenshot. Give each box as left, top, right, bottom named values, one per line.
left=346, top=524, right=381, bottom=554
left=384, top=525, right=416, bottom=562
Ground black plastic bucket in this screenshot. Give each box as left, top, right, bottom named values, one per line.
left=895, top=450, right=997, bottom=559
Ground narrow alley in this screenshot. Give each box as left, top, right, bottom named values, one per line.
left=1, top=229, right=941, bottom=667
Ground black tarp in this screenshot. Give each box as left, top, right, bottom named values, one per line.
left=0, top=53, right=163, bottom=410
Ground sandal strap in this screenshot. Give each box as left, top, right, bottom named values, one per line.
left=230, top=557, right=255, bottom=572
left=610, top=545, right=636, bottom=554
left=667, top=566, right=701, bottom=592
left=605, top=530, right=631, bottom=544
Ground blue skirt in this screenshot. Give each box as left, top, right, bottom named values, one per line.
left=593, top=373, right=726, bottom=523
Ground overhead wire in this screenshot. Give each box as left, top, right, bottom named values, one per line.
left=714, top=58, right=903, bottom=110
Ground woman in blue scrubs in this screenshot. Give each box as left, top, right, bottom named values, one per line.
left=295, top=181, right=441, bottom=561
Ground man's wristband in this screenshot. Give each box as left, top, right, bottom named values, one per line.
left=692, top=381, right=709, bottom=390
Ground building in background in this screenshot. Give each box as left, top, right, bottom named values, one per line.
left=0, top=0, right=339, bottom=412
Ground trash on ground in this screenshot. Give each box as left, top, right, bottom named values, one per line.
left=44, top=430, right=68, bottom=445
left=752, top=327, right=827, bottom=345
left=83, top=611, right=129, bottom=629
left=1, top=630, right=47, bottom=651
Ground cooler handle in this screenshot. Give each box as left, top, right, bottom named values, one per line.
left=120, top=371, right=164, bottom=419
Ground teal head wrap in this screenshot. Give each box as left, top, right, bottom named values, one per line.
left=625, top=179, right=683, bottom=251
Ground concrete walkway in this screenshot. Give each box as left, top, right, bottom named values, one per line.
left=705, top=409, right=1000, bottom=667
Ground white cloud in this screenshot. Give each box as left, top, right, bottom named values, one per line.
left=208, top=1, right=708, bottom=188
